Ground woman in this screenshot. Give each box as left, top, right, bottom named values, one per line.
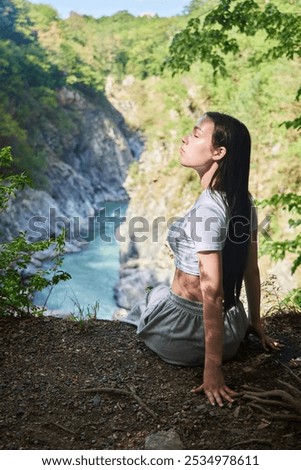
left=120, top=112, right=282, bottom=407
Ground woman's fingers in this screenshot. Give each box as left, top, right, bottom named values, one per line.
left=191, top=384, right=204, bottom=394
left=207, top=388, right=234, bottom=407
left=208, top=391, right=220, bottom=407
left=269, top=341, right=283, bottom=350
left=263, top=336, right=285, bottom=350
left=223, top=385, right=239, bottom=397
left=191, top=384, right=237, bottom=407
left=217, top=386, right=237, bottom=405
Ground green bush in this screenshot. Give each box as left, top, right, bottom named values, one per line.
left=258, top=193, right=301, bottom=310
left=258, top=193, right=301, bottom=275
left=0, top=146, right=70, bottom=317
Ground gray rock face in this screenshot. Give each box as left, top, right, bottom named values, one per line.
left=145, top=429, right=184, bottom=450
left=114, top=265, right=159, bottom=310
left=0, top=188, right=63, bottom=241
left=0, top=87, right=143, bottom=243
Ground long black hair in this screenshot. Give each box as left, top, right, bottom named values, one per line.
left=204, top=112, right=252, bottom=310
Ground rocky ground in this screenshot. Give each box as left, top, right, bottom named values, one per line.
left=0, top=310, right=301, bottom=450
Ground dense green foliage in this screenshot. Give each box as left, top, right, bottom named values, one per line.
left=0, top=0, right=66, bottom=181
left=167, top=0, right=301, bottom=129
left=259, top=193, right=301, bottom=275
left=0, top=147, right=70, bottom=317
left=0, top=0, right=186, bottom=181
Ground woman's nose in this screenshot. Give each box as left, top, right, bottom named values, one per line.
left=182, top=135, right=188, bottom=144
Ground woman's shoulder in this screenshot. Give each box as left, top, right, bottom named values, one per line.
left=197, top=189, right=227, bottom=210
left=193, top=189, right=228, bottom=221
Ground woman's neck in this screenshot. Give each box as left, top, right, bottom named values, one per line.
left=198, top=162, right=219, bottom=189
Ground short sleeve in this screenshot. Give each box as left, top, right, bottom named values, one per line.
left=188, top=191, right=228, bottom=253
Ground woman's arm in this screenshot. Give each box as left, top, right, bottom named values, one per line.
left=192, top=251, right=237, bottom=406
left=244, top=230, right=283, bottom=350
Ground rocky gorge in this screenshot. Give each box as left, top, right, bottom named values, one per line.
left=1, top=86, right=162, bottom=314
left=1, top=87, right=139, bottom=240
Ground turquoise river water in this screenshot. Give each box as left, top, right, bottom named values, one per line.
left=34, top=202, right=127, bottom=320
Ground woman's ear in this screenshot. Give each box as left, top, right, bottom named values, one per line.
left=213, top=146, right=226, bottom=161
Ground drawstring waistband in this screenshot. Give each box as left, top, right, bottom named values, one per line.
left=169, top=289, right=203, bottom=314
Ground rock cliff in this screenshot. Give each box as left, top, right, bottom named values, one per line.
left=1, top=87, right=142, bottom=242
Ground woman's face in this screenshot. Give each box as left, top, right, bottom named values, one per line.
left=180, top=118, right=218, bottom=172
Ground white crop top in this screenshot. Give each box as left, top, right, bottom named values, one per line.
left=167, top=189, right=257, bottom=276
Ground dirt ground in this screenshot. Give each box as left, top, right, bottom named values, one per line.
left=0, top=310, right=301, bottom=450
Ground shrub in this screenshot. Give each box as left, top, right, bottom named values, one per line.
left=0, top=146, right=70, bottom=317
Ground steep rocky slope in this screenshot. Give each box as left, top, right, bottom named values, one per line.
left=1, top=87, right=142, bottom=242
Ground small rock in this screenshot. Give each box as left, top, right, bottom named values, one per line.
left=196, top=405, right=206, bottom=412
left=92, top=394, right=101, bottom=407
left=145, top=429, right=184, bottom=450
left=111, top=308, right=129, bottom=321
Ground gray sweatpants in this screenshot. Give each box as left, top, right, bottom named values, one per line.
left=120, top=284, right=249, bottom=366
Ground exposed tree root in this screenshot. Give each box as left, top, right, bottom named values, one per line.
left=242, top=394, right=293, bottom=410
left=242, top=380, right=301, bottom=421
left=47, top=421, right=77, bottom=435
left=230, top=438, right=273, bottom=449
left=274, top=359, right=301, bottom=386
left=247, top=403, right=301, bottom=422
left=81, top=386, right=158, bottom=420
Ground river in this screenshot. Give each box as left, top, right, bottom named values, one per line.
left=34, top=201, right=128, bottom=320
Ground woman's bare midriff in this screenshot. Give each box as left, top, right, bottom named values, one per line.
left=171, top=267, right=203, bottom=302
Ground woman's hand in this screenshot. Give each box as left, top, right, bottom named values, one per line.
left=247, top=322, right=284, bottom=351
left=192, top=365, right=238, bottom=407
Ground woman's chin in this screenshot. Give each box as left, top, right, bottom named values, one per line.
left=180, top=155, right=188, bottom=167
left=180, top=159, right=191, bottom=168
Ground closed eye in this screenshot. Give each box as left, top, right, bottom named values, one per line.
left=193, top=126, right=202, bottom=138
left=193, top=127, right=199, bottom=139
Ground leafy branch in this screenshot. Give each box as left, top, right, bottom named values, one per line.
left=166, top=0, right=301, bottom=129
left=0, top=146, right=71, bottom=317
left=258, top=193, right=301, bottom=275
